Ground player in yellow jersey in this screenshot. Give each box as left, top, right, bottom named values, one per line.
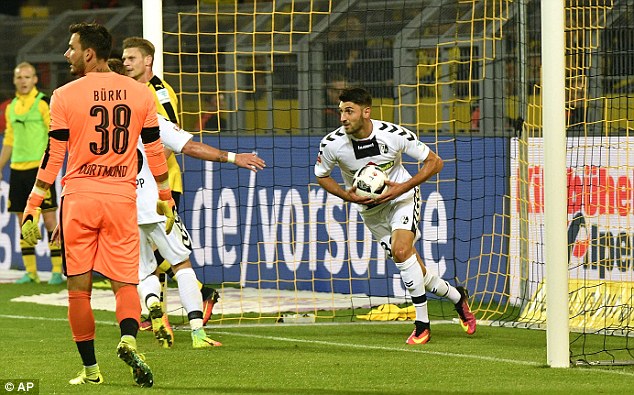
left=0, top=62, right=64, bottom=285
left=121, top=37, right=217, bottom=332
left=122, top=37, right=181, bottom=204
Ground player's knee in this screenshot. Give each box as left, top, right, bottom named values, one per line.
left=172, top=259, right=192, bottom=273
left=391, top=246, right=414, bottom=263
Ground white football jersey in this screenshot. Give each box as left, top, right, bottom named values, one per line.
left=314, top=119, right=430, bottom=210
left=136, top=115, right=193, bottom=224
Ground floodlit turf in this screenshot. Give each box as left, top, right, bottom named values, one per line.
left=1, top=282, right=633, bottom=394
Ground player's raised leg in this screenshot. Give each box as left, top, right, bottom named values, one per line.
left=420, top=252, right=476, bottom=335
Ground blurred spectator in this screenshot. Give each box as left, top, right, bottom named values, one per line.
left=471, top=105, right=480, bottom=130
left=83, top=0, right=120, bottom=8
left=324, top=74, right=346, bottom=129
left=0, top=98, right=11, bottom=132
left=324, top=15, right=393, bottom=98
left=196, top=93, right=227, bottom=131
left=0, top=0, right=22, bottom=16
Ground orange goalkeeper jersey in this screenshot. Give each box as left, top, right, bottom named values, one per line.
left=41, top=72, right=164, bottom=200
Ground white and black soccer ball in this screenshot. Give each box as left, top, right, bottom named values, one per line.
left=353, top=164, right=387, bottom=199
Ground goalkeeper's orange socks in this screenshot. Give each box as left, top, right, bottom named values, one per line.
left=70, top=303, right=100, bottom=384
left=115, top=284, right=141, bottom=331
left=68, top=290, right=95, bottom=342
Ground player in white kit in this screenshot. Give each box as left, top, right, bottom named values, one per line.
left=137, top=114, right=265, bottom=348
left=314, top=87, right=476, bottom=345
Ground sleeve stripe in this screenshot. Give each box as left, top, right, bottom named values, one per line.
left=49, top=129, right=69, bottom=141
left=141, top=126, right=161, bottom=144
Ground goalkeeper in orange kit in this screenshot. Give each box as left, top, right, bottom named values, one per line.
left=21, top=22, right=175, bottom=387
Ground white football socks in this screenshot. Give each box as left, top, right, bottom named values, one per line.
left=424, top=271, right=461, bottom=304
left=395, top=254, right=429, bottom=323
left=174, top=267, right=204, bottom=330
left=138, top=274, right=161, bottom=308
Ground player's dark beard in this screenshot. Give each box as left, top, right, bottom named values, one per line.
left=70, top=58, right=86, bottom=76
left=344, top=119, right=362, bottom=135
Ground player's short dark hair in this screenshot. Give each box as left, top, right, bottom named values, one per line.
left=339, top=88, right=372, bottom=107
left=107, top=58, right=126, bottom=75
left=69, top=22, right=112, bottom=60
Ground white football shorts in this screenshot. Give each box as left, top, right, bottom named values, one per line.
left=360, top=186, right=421, bottom=260
left=138, top=217, right=193, bottom=280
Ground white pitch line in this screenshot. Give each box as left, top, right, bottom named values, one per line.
left=3, top=314, right=634, bottom=377
left=213, top=331, right=634, bottom=377
left=216, top=330, right=541, bottom=366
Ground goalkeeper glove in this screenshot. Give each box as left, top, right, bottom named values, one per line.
left=157, top=189, right=176, bottom=235
left=22, top=207, right=42, bottom=245
left=22, top=186, right=46, bottom=245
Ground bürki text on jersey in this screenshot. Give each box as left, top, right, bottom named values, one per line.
left=93, top=88, right=127, bottom=101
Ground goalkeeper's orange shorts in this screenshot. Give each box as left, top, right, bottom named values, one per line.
left=60, top=193, right=140, bottom=284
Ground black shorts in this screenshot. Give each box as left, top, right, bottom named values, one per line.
left=7, top=168, right=58, bottom=213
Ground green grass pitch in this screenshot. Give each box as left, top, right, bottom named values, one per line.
left=1, top=282, right=633, bottom=394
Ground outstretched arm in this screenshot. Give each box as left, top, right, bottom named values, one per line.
left=181, top=140, right=266, bottom=172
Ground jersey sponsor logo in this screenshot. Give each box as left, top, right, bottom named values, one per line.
left=156, top=88, right=171, bottom=104
left=93, top=88, right=127, bottom=101
left=352, top=136, right=381, bottom=159
left=401, top=216, right=409, bottom=225
left=78, top=163, right=129, bottom=177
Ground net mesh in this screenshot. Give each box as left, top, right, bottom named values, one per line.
left=160, top=0, right=634, bottom=365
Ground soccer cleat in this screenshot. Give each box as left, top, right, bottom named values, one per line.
left=149, top=302, right=173, bottom=348
left=116, top=338, right=153, bottom=387
left=191, top=328, right=222, bottom=348
left=68, top=368, right=104, bottom=385
left=139, top=316, right=152, bottom=331
left=406, top=321, right=431, bottom=345
left=92, top=279, right=111, bottom=289
left=455, top=286, right=477, bottom=335
left=48, top=272, right=65, bottom=285
left=16, top=273, right=40, bottom=284
left=162, top=312, right=174, bottom=345
left=201, top=286, right=219, bottom=326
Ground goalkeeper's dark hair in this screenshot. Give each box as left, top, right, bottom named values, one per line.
left=69, top=22, right=112, bottom=60
left=339, top=87, right=372, bottom=108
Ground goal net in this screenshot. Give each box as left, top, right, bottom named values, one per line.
left=158, top=0, right=634, bottom=365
